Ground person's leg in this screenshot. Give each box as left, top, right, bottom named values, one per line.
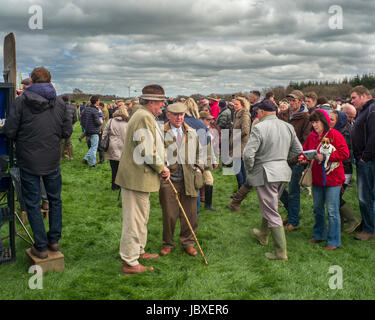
left=312, top=186, right=327, bottom=241
left=119, top=188, right=150, bottom=266
left=356, top=161, right=375, bottom=234
left=325, top=186, right=341, bottom=247
left=84, top=134, right=99, bottom=166
left=42, top=169, right=63, bottom=246
left=20, top=169, right=47, bottom=251
left=286, top=164, right=305, bottom=227
left=109, top=160, right=120, bottom=190
left=179, top=185, right=198, bottom=249
left=159, top=180, right=180, bottom=250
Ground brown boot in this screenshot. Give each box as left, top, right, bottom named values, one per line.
left=340, top=203, right=360, bottom=234
left=228, top=185, right=251, bottom=211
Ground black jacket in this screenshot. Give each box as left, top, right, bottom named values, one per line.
left=4, top=84, right=73, bottom=175
left=67, top=103, right=78, bottom=126
left=80, top=105, right=102, bottom=135
left=352, top=99, right=375, bottom=162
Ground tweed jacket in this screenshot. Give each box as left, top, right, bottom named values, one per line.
left=243, top=115, right=303, bottom=187
left=229, top=108, right=251, bottom=157
left=163, top=122, right=204, bottom=197
left=115, top=106, right=165, bottom=192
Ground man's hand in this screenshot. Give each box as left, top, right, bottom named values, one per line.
left=161, top=166, right=170, bottom=180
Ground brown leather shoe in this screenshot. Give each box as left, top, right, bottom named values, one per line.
left=184, top=246, right=198, bottom=256
left=121, top=262, right=154, bottom=274
left=324, top=245, right=339, bottom=250
left=160, top=247, right=172, bottom=256
left=30, top=246, right=48, bottom=259
left=355, top=232, right=375, bottom=241
left=48, top=243, right=60, bottom=252
left=139, top=252, right=159, bottom=260
left=309, top=238, right=324, bottom=243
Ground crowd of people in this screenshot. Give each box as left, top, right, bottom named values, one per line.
left=2, top=66, right=375, bottom=275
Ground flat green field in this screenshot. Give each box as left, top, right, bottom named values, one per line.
left=0, top=124, right=373, bottom=300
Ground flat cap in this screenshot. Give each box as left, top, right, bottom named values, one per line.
left=287, top=90, right=304, bottom=100
left=199, top=111, right=214, bottom=119
left=167, top=102, right=187, bottom=114
left=258, top=99, right=278, bottom=112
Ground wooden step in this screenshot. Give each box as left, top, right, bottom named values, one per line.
left=25, top=248, right=64, bottom=274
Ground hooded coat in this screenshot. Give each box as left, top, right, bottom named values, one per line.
left=302, top=109, right=349, bottom=187
left=4, top=83, right=73, bottom=175
left=333, top=111, right=353, bottom=174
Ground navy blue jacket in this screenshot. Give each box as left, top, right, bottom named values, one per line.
left=351, top=99, right=375, bottom=162
left=80, top=105, right=102, bottom=135
left=4, top=83, right=73, bottom=175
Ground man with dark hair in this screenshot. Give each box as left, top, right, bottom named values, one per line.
left=305, top=91, right=318, bottom=114
left=81, top=95, right=103, bottom=167
left=278, top=90, right=311, bottom=231
left=4, top=66, right=72, bottom=259
left=350, top=86, right=375, bottom=240
left=116, top=84, right=170, bottom=274
left=249, top=90, right=262, bottom=121
left=60, top=95, right=77, bottom=160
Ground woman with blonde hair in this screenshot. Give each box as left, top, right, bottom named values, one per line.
left=230, top=95, right=251, bottom=190
left=185, top=97, right=200, bottom=119
left=102, top=107, right=130, bottom=190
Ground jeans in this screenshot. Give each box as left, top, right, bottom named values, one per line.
left=279, top=164, right=305, bottom=226
left=356, top=161, right=375, bottom=233
left=21, top=168, right=63, bottom=251
left=312, top=185, right=341, bottom=247
left=84, top=134, right=99, bottom=166
left=235, top=158, right=247, bottom=189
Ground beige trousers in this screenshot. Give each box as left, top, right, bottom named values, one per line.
left=256, top=181, right=286, bottom=228
left=119, top=188, right=150, bottom=266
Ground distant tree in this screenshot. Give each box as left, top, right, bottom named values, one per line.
left=73, top=88, right=83, bottom=94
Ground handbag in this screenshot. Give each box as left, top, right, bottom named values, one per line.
left=299, top=130, right=330, bottom=187
left=98, top=119, right=113, bottom=152
left=193, top=168, right=204, bottom=189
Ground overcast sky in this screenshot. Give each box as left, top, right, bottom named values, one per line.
left=1, top=0, right=374, bottom=97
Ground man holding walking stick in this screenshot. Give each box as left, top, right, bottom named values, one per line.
left=115, top=84, right=170, bottom=274
left=159, top=103, right=205, bottom=258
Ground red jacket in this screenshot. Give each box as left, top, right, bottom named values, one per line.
left=210, top=101, right=220, bottom=120
left=303, top=129, right=349, bottom=187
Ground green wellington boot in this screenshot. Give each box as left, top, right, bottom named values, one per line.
left=340, top=203, right=361, bottom=234
left=265, top=226, right=288, bottom=261
left=252, top=218, right=271, bottom=246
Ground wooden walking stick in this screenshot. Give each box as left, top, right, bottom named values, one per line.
left=167, top=178, right=208, bottom=265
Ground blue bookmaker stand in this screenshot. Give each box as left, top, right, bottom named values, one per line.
left=0, top=83, right=16, bottom=263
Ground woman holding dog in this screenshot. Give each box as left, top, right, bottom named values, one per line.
left=301, top=109, right=349, bottom=250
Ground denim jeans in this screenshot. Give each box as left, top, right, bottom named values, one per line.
left=356, top=161, right=375, bottom=233
left=84, top=134, right=99, bottom=166
left=21, top=168, right=63, bottom=251
left=235, top=158, right=247, bottom=189
left=312, top=185, right=341, bottom=247
left=279, top=164, right=305, bottom=226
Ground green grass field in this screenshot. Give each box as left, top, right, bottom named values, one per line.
left=0, top=124, right=374, bottom=300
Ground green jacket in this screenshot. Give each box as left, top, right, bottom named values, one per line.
left=163, top=122, right=204, bottom=197
left=115, top=106, right=165, bottom=192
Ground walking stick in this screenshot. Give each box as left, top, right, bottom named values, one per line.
left=167, top=178, right=208, bottom=265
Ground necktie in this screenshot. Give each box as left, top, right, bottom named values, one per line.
left=177, top=130, right=183, bottom=146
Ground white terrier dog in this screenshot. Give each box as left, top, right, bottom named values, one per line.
left=319, top=137, right=339, bottom=175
